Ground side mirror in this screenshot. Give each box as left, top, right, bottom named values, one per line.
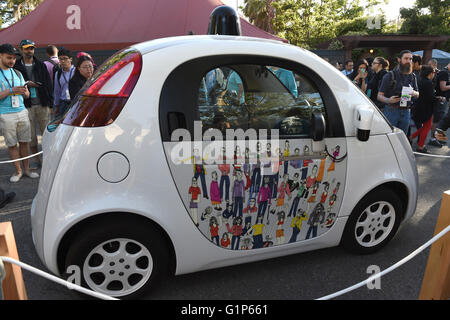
left=311, top=112, right=326, bottom=141
left=354, top=105, right=374, bottom=142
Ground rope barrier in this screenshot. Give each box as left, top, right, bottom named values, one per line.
left=0, top=256, right=118, bottom=300
left=316, top=224, right=450, bottom=300
left=0, top=148, right=448, bottom=300
left=0, top=151, right=43, bottom=164
left=413, top=152, right=450, bottom=159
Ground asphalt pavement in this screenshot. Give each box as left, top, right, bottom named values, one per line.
left=0, top=132, right=449, bottom=300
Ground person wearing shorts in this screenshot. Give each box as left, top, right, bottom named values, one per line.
left=0, top=43, right=39, bottom=183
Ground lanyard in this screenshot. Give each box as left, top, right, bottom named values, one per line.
left=60, top=68, right=74, bottom=87
left=0, top=69, right=14, bottom=89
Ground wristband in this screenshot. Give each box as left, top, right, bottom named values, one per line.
left=385, top=97, right=389, bottom=104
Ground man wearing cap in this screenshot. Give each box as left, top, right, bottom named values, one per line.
left=14, top=39, right=53, bottom=169
left=0, top=43, right=40, bottom=183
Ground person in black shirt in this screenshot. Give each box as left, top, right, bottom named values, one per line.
left=368, top=57, right=389, bottom=109
left=433, top=62, right=450, bottom=144
left=14, top=39, right=53, bottom=168
left=412, top=55, right=422, bottom=78
left=68, top=55, right=94, bottom=101
left=410, top=66, right=445, bottom=153
left=377, top=50, right=419, bottom=134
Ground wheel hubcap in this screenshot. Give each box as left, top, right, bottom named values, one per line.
left=83, top=238, right=153, bottom=297
left=355, top=201, right=395, bottom=248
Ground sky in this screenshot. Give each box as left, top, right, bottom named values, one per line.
left=221, top=0, right=416, bottom=22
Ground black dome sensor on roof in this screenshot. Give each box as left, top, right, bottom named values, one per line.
left=207, top=5, right=242, bottom=36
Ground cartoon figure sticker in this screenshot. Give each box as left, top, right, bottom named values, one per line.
left=179, top=141, right=346, bottom=250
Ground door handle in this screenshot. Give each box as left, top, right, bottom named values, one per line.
left=283, top=152, right=327, bottom=160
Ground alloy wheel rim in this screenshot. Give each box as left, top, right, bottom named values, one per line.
left=83, top=238, right=153, bottom=297
left=354, top=201, right=396, bottom=248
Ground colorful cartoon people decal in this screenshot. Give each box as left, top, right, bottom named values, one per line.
left=182, top=142, right=345, bottom=250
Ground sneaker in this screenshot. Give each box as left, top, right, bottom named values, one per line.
left=10, top=172, right=23, bottom=183
left=428, top=139, right=443, bottom=148
left=24, top=171, right=39, bottom=179
left=416, top=147, right=430, bottom=154
left=0, top=192, right=16, bottom=209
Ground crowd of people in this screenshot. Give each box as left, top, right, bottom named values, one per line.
left=333, top=51, right=450, bottom=154
left=0, top=39, right=449, bottom=209
left=0, top=40, right=95, bottom=207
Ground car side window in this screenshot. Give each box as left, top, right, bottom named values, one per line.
left=197, top=64, right=326, bottom=137
left=199, top=67, right=248, bottom=133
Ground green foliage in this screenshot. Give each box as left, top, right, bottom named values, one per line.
left=400, top=0, right=450, bottom=35
left=242, top=0, right=277, bottom=34
left=0, top=0, right=43, bottom=27
left=328, top=39, right=344, bottom=50
left=268, top=0, right=387, bottom=49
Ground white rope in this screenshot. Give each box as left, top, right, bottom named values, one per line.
left=413, top=152, right=450, bottom=159
left=0, top=256, right=118, bottom=300
left=0, top=151, right=43, bottom=164
left=316, top=224, right=450, bottom=300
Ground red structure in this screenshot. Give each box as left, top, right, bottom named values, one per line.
left=0, top=0, right=286, bottom=51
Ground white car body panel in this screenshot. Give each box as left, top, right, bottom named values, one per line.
left=31, top=36, right=417, bottom=278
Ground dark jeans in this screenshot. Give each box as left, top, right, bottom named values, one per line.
left=219, top=175, right=230, bottom=201
left=284, top=161, right=289, bottom=175
left=257, top=200, right=268, bottom=217
left=383, top=105, right=411, bottom=134
left=306, top=226, right=318, bottom=239
left=231, top=235, right=241, bottom=250
left=271, top=173, right=278, bottom=199
left=212, top=235, right=219, bottom=246
left=288, top=196, right=300, bottom=217
left=438, top=101, right=450, bottom=131
left=194, top=170, right=208, bottom=198
left=253, top=234, right=263, bottom=248
left=289, top=228, right=300, bottom=243
left=233, top=196, right=243, bottom=217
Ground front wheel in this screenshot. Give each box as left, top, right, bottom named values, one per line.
left=64, top=217, right=170, bottom=299
left=341, top=189, right=404, bottom=254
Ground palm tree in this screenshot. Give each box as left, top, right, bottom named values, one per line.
left=243, top=0, right=278, bottom=34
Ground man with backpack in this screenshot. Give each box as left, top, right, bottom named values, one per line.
left=14, top=39, right=53, bottom=169
left=53, top=48, right=75, bottom=118
left=377, top=50, right=419, bottom=134
left=43, top=45, right=60, bottom=86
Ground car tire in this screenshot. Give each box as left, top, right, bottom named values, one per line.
left=341, top=188, right=404, bottom=254
left=64, top=216, right=170, bottom=299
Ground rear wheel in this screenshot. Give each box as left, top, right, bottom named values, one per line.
left=64, top=217, right=170, bottom=299
left=341, top=189, right=404, bottom=254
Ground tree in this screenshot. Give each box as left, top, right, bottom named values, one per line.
left=0, top=0, right=43, bottom=27
left=242, top=0, right=278, bottom=34
left=270, top=0, right=386, bottom=49
left=400, top=0, right=450, bottom=35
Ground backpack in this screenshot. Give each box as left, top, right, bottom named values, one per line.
left=47, top=59, right=62, bottom=83
left=387, top=69, right=416, bottom=93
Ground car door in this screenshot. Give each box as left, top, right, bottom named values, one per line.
left=159, top=55, right=347, bottom=250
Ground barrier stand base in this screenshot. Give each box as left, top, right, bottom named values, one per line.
left=0, top=222, right=27, bottom=300
left=419, top=190, right=450, bottom=300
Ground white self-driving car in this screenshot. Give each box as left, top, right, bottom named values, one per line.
left=31, top=36, right=418, bottom=298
